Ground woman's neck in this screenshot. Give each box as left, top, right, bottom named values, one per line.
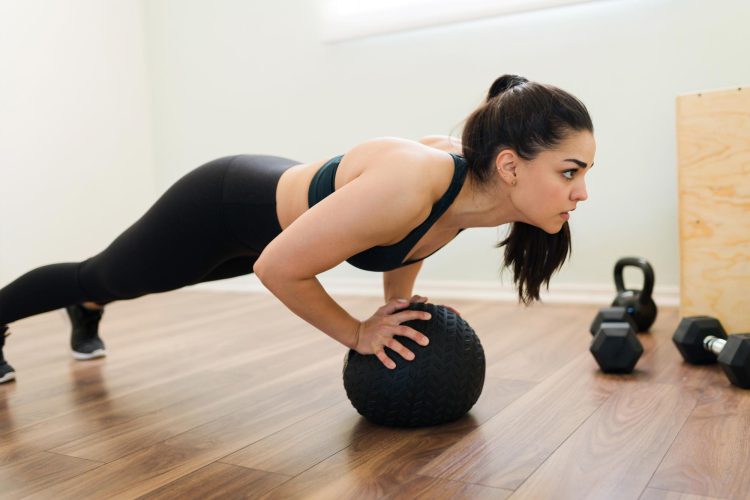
left=443, top=174, right=522, bottom=230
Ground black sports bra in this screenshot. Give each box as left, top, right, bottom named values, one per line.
left=307, top=153, right=467, bottom=272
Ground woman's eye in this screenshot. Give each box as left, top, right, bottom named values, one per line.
left=562, top=170, right=576, bottom=180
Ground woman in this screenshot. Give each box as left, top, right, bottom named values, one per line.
left=0, top=74, right=595, bottom=383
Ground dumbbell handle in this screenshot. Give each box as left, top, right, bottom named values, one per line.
left=703, top=336, right=726, bottom=356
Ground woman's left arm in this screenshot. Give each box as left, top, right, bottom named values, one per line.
left=383, top=260, right=423, bottom=302
left=383, top=260, right=463, bottom=317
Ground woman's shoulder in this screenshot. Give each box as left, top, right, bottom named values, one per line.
left=342, top=135, right=462, bottom=158
left=342, top=136, right=439, bottom=162
left=337, top=136, right=458, bottom=200
left=417, top=135, right=463, bottom=155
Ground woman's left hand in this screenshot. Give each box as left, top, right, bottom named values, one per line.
left=409, top=294, right=429, bottom=304
left=409, top=294, right=461, bottom=317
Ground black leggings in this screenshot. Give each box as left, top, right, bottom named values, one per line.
left=0, top=154, right=298, bottom=326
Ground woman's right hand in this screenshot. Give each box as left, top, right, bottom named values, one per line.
left=354, top=299, right=431, bottom=370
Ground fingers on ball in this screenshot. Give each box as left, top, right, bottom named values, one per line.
left=375, top=350, right=397, bottom=369
left=387, top=338, right=415, bottom=361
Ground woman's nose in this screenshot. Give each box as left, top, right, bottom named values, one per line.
left=572, top=180, right=588, bottom=202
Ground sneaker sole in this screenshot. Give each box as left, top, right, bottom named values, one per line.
left=72, top=349, right=107, bottom=360
left=0, top=372, right=16, bottom=384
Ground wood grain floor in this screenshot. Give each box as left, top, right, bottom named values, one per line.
left=0, top=290, right=747, bottom=499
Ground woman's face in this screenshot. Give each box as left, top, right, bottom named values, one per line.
left=508, top=131, right=596, bottom=234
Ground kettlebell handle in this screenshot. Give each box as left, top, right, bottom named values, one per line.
left=614, top=257, right=655, bottom=304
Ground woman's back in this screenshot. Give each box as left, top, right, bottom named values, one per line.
left=273, top=137, right=463, bottom=264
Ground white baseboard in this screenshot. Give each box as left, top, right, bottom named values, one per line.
left=189, top=275, right=680, bottom=307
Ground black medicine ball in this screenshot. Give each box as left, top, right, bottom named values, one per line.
left=342, top=303, right=485, bottom=427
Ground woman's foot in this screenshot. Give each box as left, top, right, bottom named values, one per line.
left=65, top=304, right=107, bottom=360
left=0, top=325, right=16, bottom=384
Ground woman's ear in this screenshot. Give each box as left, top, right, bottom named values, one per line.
left=495, top=149, right=518, bottom=186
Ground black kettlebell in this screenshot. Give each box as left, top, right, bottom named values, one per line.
left=611, top=257, right=657, bottom=332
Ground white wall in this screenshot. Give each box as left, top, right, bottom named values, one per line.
left=2, top=0, right=748, bottom=304
left=0, top=0, right=155, bottom=286
left=142, top=0, right=750, bottom=302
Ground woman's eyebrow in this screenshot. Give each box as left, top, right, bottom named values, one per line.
left=563, top=159, right=593, bottom=168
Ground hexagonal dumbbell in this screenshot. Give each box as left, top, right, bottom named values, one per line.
left=589, top=306, right=638, bottom=336
left=589, top=307, right=644, bottom=373
left=672, top=316, right=750, bottom=389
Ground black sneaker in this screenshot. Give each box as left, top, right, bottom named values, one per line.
left=0, top=325, right=16, bottom=384
left=65, top=304, right=107, bottom=360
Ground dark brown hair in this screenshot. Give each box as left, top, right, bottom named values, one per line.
left=461, top=75, right=593, bottom=304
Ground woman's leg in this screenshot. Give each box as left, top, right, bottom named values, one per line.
left=0, top=263, right=89, bottom=326
left=0, top=153, right=295, bottom=382
left=0, top=155, right=251, bottom=326
left=192, top=255, right=258, bottom=284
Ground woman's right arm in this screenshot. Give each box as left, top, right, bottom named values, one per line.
left=253, top=149, right=434, bottom=367
left=253, top=271, right=360, bottom=348
left=255, top=272, right=428, bottom=366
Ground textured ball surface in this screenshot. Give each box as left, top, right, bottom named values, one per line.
left=343, top=303, right=485, bottom=427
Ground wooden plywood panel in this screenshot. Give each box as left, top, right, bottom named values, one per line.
left=676, top=87, right=750, bottom=332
